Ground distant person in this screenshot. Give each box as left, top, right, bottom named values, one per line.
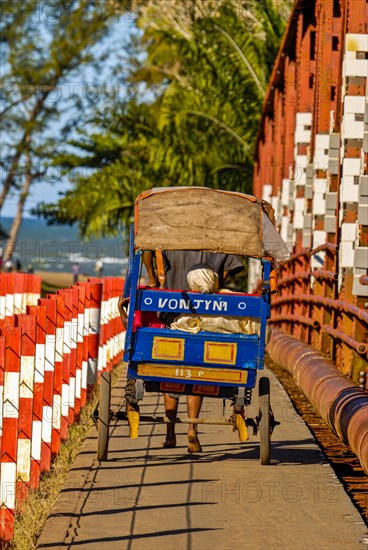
left=5, top=257, right=13, bottom=273
left=72, top=262, right=80, bottom=283
left=94, top=259, right=103, bottom=277
left=15, top=258, right=22, bottom=272
left=27, top=263, right=34, bottom=274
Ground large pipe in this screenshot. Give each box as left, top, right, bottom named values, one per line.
left=267, top=329, right=368, bottom=474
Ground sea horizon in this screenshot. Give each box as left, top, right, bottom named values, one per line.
left=0, top=216, right=128, bottom=277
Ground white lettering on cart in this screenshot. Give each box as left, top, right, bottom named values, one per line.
left=158, top=298, right=168, bottom=308
left=157, top=298, right=190, bottom=310
left=158, top=296, right=229, bottom=312
left=213, top=301, right=228, bottom=312
left=175, top=368, right=192, bottom=378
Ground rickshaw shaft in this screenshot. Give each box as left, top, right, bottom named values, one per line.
left=115, top=411, right=236, bottom=426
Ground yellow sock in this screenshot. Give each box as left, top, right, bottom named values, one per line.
left=235, top=413, right=249, bottom=442
left=128, top=410, right=139, bottom=439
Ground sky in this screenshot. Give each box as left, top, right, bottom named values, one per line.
left=2, top=14, right=136, bottom=219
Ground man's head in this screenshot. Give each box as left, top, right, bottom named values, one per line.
left=186, top=263, right=219, bottom=293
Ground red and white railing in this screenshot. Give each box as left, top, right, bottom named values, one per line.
left=0, top=273, right=41, bottom=319
left=0, top=274, right=125, bottom=542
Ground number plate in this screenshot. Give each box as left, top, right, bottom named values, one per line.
left=137, top=363, right=247, bottom=384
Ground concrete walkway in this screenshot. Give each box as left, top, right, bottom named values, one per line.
left=37, top=369, right=368, bottom=550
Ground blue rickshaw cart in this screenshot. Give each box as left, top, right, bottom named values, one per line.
left=96, top=187, right=288, bottom=464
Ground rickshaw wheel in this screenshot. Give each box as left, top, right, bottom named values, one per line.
left=259, top=376, right=271, bottom=465
left=97, top=371, right=111, bottom=462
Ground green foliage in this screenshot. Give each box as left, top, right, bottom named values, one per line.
left=1, top=0, right=130, bottom=258
left=37, top=0, right=292, bottom=237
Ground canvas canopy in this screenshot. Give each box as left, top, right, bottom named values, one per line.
left=134, top=187, right=289, bottom=261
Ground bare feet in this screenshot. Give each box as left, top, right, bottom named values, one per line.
left=187, top=433, right=202, bottom=453
left=164, top=418, right=176, bottom=449
left=163, top=438, right=176, bottom=448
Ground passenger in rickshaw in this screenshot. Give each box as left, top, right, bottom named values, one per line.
left=143, top=250, right=244, bottom=453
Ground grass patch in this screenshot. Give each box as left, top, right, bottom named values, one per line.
left=10, top=362, right=124, bottom=550
left=41, top=281, right=62, bottom=295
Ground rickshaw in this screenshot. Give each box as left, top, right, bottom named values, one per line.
left=96, top=187, right=288, bottom=464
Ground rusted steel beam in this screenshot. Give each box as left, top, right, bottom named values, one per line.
left=267, top=330, right=368, bottom=473
left=310, top=243, right=338, bottom=255
left=284, top=242, right=338, bottom=264
left=283, top=57, right=296, bottom=178
left=314, top=269, right=338, bottom=280
left=313, top=0, right=334, bottom=136
left=278, top=273, right=310, bottom=286
left=256, top=1, right=302, bottom=144
left=322, top=325, right=368, bottom=355
left=269, top=315, right=320, bottom=328
left=272, top=294, right=368, bottom=324
left=278, top=270, right=337, bottom=287
left=347, top=0, right=367, bottom=33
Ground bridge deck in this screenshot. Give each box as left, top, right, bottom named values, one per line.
left=37, top=369, right=367, bottom=550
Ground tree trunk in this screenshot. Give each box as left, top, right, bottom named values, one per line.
left=0, top=145, right=23, bottom=209
left=0, top=92, right=49, bottom=210
left=4, top=144, right=32, bottom=263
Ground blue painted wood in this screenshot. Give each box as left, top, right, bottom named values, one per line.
left=258, top=259, right=271, bottom=352
left=131, top=327, right=260, bottom=368
left=137, top=289, right=264, bottom=317
left=123, top=251, right=142, bottom=363
left=123, top=224, right=135, bottom=299
left=123, top=252, right=272, bottom=391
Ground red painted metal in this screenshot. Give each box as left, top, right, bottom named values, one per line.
left=0, top=327, right=20, bottom=542
left=38, top=298, right=57, bottom=473
left=16, top=314, right=36, bottom=505
left=26, top=304, right=46, bottom=490
left=0, top=274, right=124, bottom=542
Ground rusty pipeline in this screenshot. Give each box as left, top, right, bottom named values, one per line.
left=267, top=329, right=368, bottom=474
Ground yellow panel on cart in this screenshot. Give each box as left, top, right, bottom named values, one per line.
left=152, top=337, right=185, bottom=361
left=137, top=363, right=247, bottom=384
left=203, top=341, right=237, bottom=365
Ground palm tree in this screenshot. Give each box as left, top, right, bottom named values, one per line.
left=37, top=0, right=291, bottom=237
